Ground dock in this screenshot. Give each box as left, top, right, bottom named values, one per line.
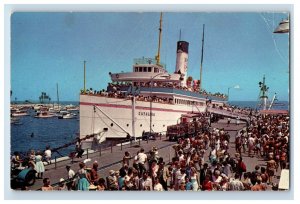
left=15, top=119, right=283, bottom=191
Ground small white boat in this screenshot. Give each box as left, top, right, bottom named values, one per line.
left=11, top=110, right=29, bottom=117
left=65, top=104, right=79, bottom=111
left=63, top=113, right=75, bottom=119
left=58, top=111, right=76, bottom=119
left=34, top=111, right=56, bottom=118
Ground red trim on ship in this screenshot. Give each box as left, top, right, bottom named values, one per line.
left=80, top=102, right=191, bottom=113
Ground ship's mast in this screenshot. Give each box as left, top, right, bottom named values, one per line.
left=259, top=75, right=269, bottom=110
left=56, top=83, right=60, bottom=111
left=83, top=60, right=86, bottom=94
left=155, top=12, right=163, bottom=65
left=199, top=24, right=205, bottom=91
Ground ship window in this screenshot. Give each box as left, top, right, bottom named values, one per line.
left=143, top=67, right=147, bottom=72
left=153, top=124, right=155, bottom=127
left=148, top=67, right=152, bottom=72
left=154, top=68, right=159, bottom=73
left=139, top=67, right=143, bottom=72
left=111, top=123, right=114, bottom=127
left=127, top=124, right=129, bottom=127
left=163, top=125, right=165, bottom=127
left=140, top=124, right=142, bottom=127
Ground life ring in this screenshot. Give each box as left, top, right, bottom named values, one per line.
left=116, top=74, right=119, bottom=79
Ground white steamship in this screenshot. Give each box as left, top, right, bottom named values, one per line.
left=79, top=13, right=227, bottom=146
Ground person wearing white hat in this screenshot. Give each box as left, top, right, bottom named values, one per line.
left=107, top=170, right=118, bottom=190
left=58, top=178, right=67, bottom=191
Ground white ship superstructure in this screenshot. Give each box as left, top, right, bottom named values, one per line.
left=79, top=13, right=227, bottom=146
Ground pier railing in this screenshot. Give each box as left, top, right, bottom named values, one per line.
left=35, top=134, right=176, bottom=190
left=46, top=133, right=168, bottom=171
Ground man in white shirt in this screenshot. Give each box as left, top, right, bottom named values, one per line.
left=248, top=134, right=255, bottom=157
left=138, top=148, right=147, bottom=176
left=44, top=146, right=52, bottom=164
left=139, top=172, right=153, bottom=191
left=153, top=177, right=164, bottom=191
left=227, top=173, right=245, bottom=191
left=66, top=165, right=75, bottom=190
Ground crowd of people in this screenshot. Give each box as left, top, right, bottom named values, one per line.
left=37, top=111, right=289, bottom=191
left=235, top=114, right=289, bottom=185
left=11, top=146, right=53, bottom=180
left=80, top=81, right=227, bottom=103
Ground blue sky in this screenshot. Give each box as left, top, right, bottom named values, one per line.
left=11, top=12, right=289, bottom=101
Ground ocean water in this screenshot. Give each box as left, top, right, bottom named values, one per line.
left=10, top=100, right=289, bottom=157
left=10, top=101, right=79, bottom=157
left=229, top=101, right=289, bottom=111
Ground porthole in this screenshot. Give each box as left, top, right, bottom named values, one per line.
left=163, top=125, right=165, bottom=127
left=111, top=123, right=114, bottom=127
left=127, top=124, right=129, bottom=127
left=153, top=124, right=155, bottom=127
left=140, top=124, right=142, bottom=127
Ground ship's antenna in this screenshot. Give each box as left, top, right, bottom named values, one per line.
left=83, top=60, right=86, bottom=94
left=56, top=83, right=60, bottom=111
left=199, top=24, right=205, bottom=91
left=179, top=29, right=182, bottom=41
left=156, top=12, right=163, bottom=65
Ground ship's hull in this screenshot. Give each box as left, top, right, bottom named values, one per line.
left=80, top=94, right=207, bottom=146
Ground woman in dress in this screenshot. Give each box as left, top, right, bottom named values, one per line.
left=190, top=167, right=199, bottom=191
left=77, top=162, right=90, bottom=191
left=35, top=151, right=45, bottom=179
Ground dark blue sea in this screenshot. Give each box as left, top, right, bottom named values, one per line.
left=10, top=100, right=289, bottom=157
left=10, top=101, right=79, bottom=158
left=228, top=101, right=289, bottom=111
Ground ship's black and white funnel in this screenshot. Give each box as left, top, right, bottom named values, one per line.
left=175, top=41, right=189, bottom=86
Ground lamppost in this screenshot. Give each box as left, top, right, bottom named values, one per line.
left=227, top=85, right=240, bottom=101
left=149, top=73, right=171, bottom=138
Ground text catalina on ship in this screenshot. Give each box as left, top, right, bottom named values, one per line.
left=79, top=13, right=227, bottom=149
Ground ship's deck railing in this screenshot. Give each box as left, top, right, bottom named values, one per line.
left=106, top=85, right=227, bottom=102
left=81, top=91, right=175, bottom=105
left=81, top=85, right=227, bottom=104
left=133, top=57, right=166, bottom=68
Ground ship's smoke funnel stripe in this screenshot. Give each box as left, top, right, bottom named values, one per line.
left=175, top=41, right=189, bottom=87
left=176, top=41, right=189, bottom=54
